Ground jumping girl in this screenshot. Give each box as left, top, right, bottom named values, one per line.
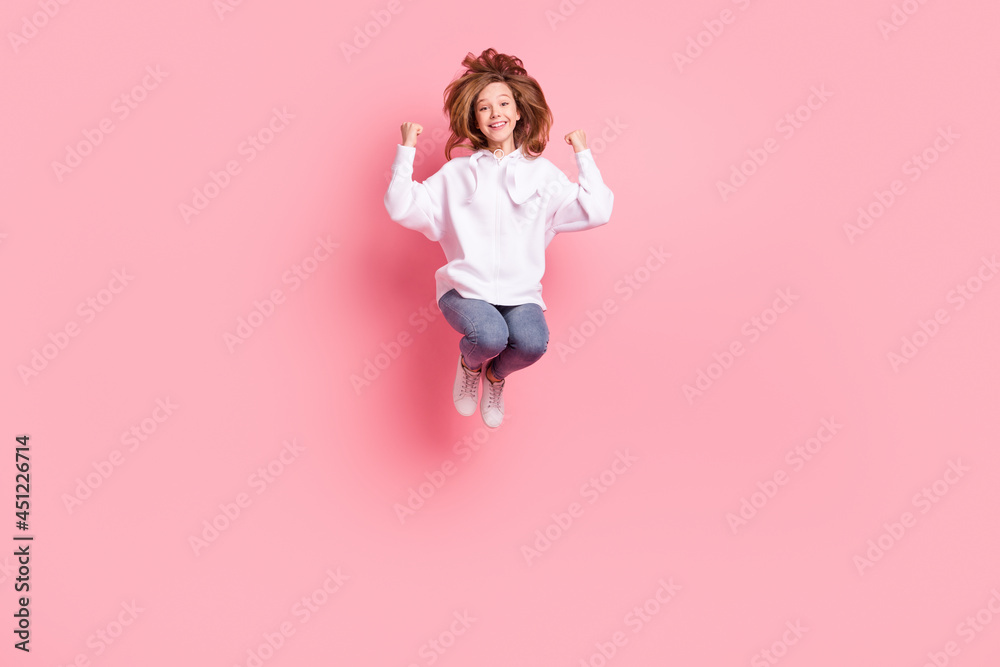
left=383, top=48, right=614, bottom=428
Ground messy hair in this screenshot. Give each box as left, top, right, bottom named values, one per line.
left=442, top=48, right=553, bottom=161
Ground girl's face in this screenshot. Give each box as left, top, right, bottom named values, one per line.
left=475, top=82, right=520, bottom=146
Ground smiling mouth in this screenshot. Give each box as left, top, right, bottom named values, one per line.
left=488, top=121, right=507, bottom=130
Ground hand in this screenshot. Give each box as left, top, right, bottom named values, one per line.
left=401, top=122, right=423, bottom=147
left=564, top=129, right=587, bottom=153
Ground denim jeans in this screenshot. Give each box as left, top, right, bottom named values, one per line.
left=437, top=289, right=549, bottom=380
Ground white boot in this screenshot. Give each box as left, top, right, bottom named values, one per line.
left=453, top=354, right=481, bottom=416
left=480, top=359, right=505, bottom=428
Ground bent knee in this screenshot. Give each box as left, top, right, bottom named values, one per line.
left=516, top=335, right=549, bottom=360
left=475, top=329, right=509, bottom=356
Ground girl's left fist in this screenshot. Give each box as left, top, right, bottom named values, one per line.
left=564, top=129, right=587, bottom=152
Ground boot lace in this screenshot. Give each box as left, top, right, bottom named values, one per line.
left=461, top=363, right=480, bottom=395
left=484, top=373, right=504, bottom=408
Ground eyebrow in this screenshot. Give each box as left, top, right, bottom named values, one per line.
left=477, top=95, right=512, bottom=104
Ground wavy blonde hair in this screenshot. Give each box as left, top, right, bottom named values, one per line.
left=442, top=48, right=553, bottom=161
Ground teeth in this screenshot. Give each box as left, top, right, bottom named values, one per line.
left=490, top=122, right=506, bottom=128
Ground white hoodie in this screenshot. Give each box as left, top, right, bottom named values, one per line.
left=383, top=143, right=614, bottom=311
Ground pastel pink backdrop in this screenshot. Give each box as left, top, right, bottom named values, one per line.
left=2, top=0, right=999, bottom=665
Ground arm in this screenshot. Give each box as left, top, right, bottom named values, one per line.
left=383, top=122, right=446, bottom=242
left=544, top=130, right=614, bottom=237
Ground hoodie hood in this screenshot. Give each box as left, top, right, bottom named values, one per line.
left=466, top=145, right=534, bottom=206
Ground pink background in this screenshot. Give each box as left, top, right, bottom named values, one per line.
left=3, top=0, right=1000, bottom=664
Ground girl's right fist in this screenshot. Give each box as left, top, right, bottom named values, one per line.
left=401, top=122, right=423, bottom=147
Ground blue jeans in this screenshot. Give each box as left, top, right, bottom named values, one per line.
left=438, top=289, right=549, bottom=380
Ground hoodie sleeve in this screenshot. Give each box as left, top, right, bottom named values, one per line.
left=383, top=144, right=446, bottom=242
left=544, top=148, right=614, bottom=238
